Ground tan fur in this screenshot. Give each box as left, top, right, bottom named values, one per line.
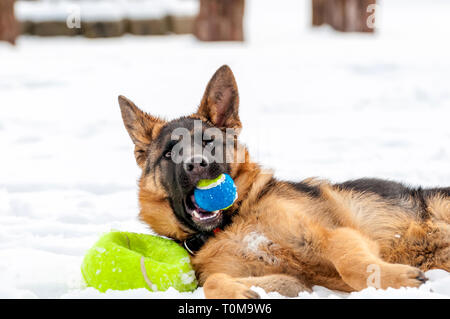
left=204, top=273, right=310, bottom=299
left=139, top=186, right=194, bottom=241
left=193, top=166, right=447, bottom=297
left=428, top=195, right=450, bottom=222
left=118, top=66, right=450, bottom=298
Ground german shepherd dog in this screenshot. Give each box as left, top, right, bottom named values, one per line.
left=118, top=65, right=449, bottom=298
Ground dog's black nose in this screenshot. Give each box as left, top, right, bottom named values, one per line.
left=183, top=156, right=209, bottom=177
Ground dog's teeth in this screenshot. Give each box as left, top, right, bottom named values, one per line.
left=191, top=209, right=221, bottom=221
left=192, top=210, right=201, bottom=219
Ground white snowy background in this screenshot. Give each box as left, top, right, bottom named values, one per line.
left=0, top=0, right=449, bottom=298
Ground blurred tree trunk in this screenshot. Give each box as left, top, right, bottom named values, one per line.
left=312, top=0, right=325, bottom=26
left=312, top=0, right=376, bottom=33
left=0, top=0, right=18, bottom=44
left=195, top=0, right=245, bottom=41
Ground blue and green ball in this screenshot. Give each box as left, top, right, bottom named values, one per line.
left=194, top=173, right=238, bottom=212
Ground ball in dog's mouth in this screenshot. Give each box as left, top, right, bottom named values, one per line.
left=183, top=192, right=222, bottom=229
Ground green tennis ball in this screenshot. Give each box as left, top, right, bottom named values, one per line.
left=81, top=231, right=197, bottom=293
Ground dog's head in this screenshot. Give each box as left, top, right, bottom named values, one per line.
left=119, top=65, right=247, bottom=240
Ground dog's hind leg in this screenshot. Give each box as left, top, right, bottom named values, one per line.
left=323, top=227, right=428, bottom=291
left=203, top=273, right=311, bottom=299
left=425, top=193, right=450, bottom=271
left=432, top=221, right=450, bottom=271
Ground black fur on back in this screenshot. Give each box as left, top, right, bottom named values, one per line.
left=335, top=178, right=449, bottom=220
left=423, top=187, right=450, bottom=198
left=288, top=181, right=321, bottom=198
left=336, top=178, right=411, bottom=200
left=336, top=178, right=449, bottom=199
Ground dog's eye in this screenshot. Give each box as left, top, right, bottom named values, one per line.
left=164, top=151, right=172, bottom=159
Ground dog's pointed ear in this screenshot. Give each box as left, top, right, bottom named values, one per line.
left=118, top=95, right=165, bottom=167
left=196, top=65, right=242, bottom=131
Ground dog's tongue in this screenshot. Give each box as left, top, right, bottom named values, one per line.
left=190, top=194, right=220, bottom=220
left=190, top=194, right=209, bottom=213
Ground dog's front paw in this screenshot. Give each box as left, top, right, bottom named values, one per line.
left=234, top=283, right=261, bottom=299
left=203, top=273, right=261, bottom=299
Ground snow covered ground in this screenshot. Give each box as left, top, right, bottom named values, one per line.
left=0, top=0, right=449, bottom=298
left=16, top=0, right=198, bottom=22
